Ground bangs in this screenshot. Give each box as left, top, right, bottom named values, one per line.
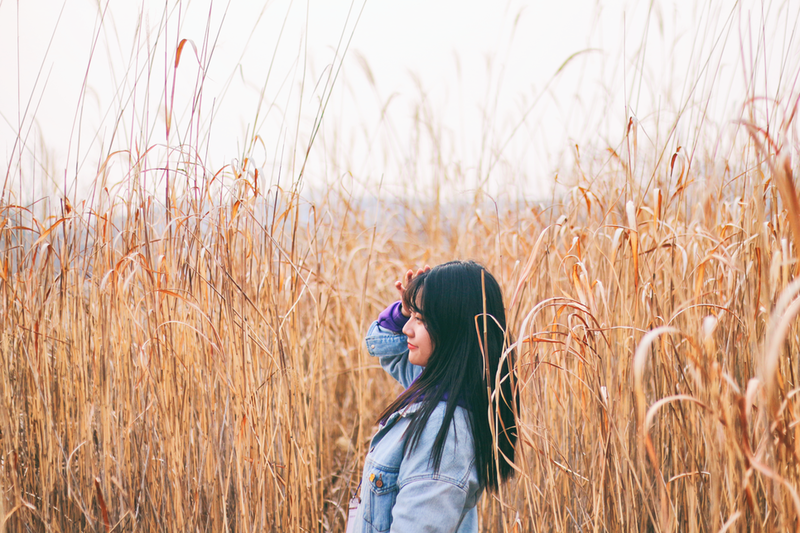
left=402, top=273, right=426, bottom=316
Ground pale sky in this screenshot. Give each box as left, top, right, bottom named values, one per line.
left=2, top=0, right=798, bottom=203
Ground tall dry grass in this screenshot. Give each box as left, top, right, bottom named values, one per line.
left=3, top=1, right=800, bottom=532
left=3, top=133, right=800, bottom=531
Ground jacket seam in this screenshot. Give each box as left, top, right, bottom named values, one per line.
left=398, top=475, right=470, bottom=493
left=458, top=456, right=476, bottom=486
left=365, top=458, right=400, bottom=474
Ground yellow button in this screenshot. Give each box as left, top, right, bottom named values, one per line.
left=369, top=473, right=375, bottom=482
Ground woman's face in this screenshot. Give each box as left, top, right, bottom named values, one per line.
left=403, top=311, right=433, bottom=367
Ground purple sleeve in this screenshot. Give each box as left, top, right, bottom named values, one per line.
left=376, top=301, right=409, bottom=333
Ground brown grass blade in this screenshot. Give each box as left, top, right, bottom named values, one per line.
left=774, top=154, right=800, bottom=277
left=175, top=38, right=188, bottom=68
left=94, top=478, right=111, bottom=533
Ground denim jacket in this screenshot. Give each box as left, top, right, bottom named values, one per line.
left=350, top=321, right=482, bottom=533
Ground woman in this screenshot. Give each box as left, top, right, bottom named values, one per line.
left=348, top=260, right=518, bottom=532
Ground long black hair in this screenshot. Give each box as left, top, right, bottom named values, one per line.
left=377, top=260, right=518, bottom=491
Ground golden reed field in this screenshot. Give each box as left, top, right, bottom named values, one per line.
left=3, top=2, right=800, bottom=532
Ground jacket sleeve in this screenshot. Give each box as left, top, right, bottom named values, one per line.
left=390, top=410, right=479, bottom=532
left=365, top=320, right=422, bottom=389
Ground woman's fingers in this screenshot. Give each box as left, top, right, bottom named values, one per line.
left=396, top=272, right=412, bottom=317
left=396, top=266, right=430, bottom=296
left=395, top=267, right=428, bottom=317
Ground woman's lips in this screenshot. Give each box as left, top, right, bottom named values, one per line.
left=407, top=343, right=417, bottom=350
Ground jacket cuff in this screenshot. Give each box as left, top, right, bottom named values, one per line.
left=377, top=301, right=409, bottom=333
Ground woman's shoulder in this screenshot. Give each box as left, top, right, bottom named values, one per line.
left=397, top=403, right=477, bottom=489
left=409, top=402, right=475, bottom=455
left=426, top=400, right=472, bottom=425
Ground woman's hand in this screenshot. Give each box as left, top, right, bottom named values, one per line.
left=395, top=266, right=431, bottom=317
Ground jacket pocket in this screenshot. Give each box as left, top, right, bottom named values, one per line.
left=362, top=462, right=399, bottom=532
